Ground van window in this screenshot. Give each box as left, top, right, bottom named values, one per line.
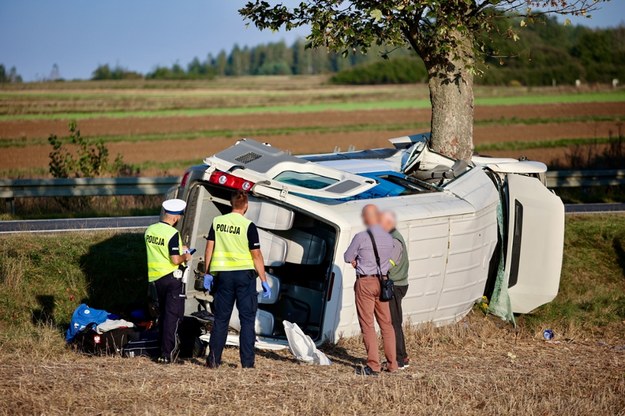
left=377, top=174, right=430, bottom=194
left=274, top=171, right=339, bottom=190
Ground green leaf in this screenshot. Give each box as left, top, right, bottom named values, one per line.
left=370, top=9, right=383, bottom=22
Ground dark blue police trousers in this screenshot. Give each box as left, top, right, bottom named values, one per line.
left=154, top=272, right=185, bottom=360
left=208, top=269, right=258, bottom=368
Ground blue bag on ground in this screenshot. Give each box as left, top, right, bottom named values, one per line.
left=66, top=304, right=110, bottom=342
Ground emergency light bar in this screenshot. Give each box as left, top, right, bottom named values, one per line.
left=209, top=170, right=254, bottom=191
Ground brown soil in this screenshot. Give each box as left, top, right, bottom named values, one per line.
left=1, top=120, right=621, bottom=173
left=1, top=102, right=624, bottom=139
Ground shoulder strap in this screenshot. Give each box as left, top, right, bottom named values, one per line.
left=366, top=230, right=382, bottom=276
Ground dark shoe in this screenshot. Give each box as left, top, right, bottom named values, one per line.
left=157, top=356, right=171, bottom=365
left=206, top=358, right=219, bottom=369
left=397, top=359, right=410, bottom=370
left=381, top=361, right=402, bottom=372
left=355, top=365, right=379, bottom=376
left=206, top=351, right=219, bottom=369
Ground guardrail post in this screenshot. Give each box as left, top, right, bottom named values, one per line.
left=4, top=198, right=15, bottom=215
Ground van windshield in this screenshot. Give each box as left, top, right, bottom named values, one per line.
left=274, top=171, right=339, bottom=190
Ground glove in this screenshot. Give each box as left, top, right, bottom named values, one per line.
left=203, top=274, right=214, bottom=291
left=261, top=281, right=272, bottom=299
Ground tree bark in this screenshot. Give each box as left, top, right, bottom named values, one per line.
left=424, top=35, right=475, bottom=161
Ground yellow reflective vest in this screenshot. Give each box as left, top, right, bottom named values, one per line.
left=210, top=213, right=254, bottom=272
left=145, top=222, right=182, bottom=282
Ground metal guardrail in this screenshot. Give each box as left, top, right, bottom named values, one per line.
left=545, top=169, right=625, bottom=188
left=0, top=176, right=180, bottom=214
left=0, top=176, right=180, bottom=199
left=1, top=170, right=623, bottom=214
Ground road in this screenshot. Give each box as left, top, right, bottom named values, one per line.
left=0, top=204, right=624, bottom=234
left=563, top=203, right=625, bottom=214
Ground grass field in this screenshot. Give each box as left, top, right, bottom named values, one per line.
left=2, top=91, right=625, bottom=121
left=0, top=215, right=624, bottom=415
left=1, top=76, right=624, bottom=181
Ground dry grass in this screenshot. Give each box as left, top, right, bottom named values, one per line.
left=0, top=314, right=624, bottom=416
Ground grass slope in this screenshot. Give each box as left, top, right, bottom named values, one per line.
left=1, top=215, right=623, bottom=343
left=521, top=214, right=625, bottom=332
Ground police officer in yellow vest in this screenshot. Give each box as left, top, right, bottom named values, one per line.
left=145, top=198, right=192, bottom=364
left=203, top=191, right=271, bottom=368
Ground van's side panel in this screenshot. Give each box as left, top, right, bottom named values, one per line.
left=429, top=168, right=500, bottom=323
left=327, top=169, right=500, bottom=341
left=434, top=205, right=498, bottom=323
left=396, top=217, right=450, bottom=323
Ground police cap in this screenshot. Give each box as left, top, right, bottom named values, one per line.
left=162, top=199, right=186, bottom=215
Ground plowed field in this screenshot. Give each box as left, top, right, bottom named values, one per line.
left=1, top=79, right=623, bottom=177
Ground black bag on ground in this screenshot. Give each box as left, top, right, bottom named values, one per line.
left=177, top=317, right=204, bottom=358
left=72, top=325, right=133, bottom=355
left=122, top=328, right=160, bottom=358
left=367, top=230, right=395, bottom=302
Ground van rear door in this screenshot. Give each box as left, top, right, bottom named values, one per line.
left=504, top=174, right=565, bottom=313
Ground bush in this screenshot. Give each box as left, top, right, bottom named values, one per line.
left=330, top=57, right=427, bottom=85
left=47, top=122, right=138, bottom=211
left=91, top=64, right=142, bottom=81
left=48, top=121, right=136, bottom=178
left=146, top=63, right=215, bottom=80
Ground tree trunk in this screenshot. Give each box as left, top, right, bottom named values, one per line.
left=425, top=35, right=475, bottom=161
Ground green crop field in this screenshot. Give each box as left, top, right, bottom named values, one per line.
left=1, top=89, right=624, bottom=121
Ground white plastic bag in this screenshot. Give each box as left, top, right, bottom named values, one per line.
left=283, top=320, right=331, bottom=365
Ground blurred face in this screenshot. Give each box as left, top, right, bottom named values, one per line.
left=380, top=212, right=396, bottom=232
left=361, top=204, right=380, bottom=227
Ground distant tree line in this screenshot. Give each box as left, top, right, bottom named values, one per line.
left=88, top=18, right=623, bottom=86
left=0, top=65, right=23, bottom=83
left=332, top=18, right=625, bottom=86
left=480, top=17, right=625, bottom=86
left=91, top=40, right=395, bottom=81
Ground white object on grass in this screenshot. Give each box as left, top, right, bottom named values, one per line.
left=199, top=333, right=288, bottom=351
left=283, top=320, right=331, bottom=365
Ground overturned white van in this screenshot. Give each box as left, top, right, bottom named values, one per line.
left=172, top=135, right=565, bottom=346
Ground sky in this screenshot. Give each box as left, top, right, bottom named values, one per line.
left=1, top=0, right=623, bottom=81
